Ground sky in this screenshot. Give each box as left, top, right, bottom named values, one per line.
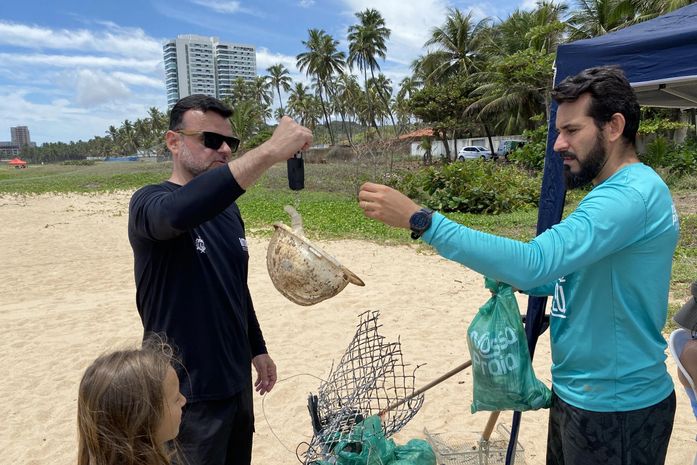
left=0, top=0, right=535, bottom=145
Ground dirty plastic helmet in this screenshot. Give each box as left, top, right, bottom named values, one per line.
left=267, top=206, right=364, bottom=306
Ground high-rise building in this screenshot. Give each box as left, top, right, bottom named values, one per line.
left=11, top=126, right=31, bottom=147
left=163, top=35, right=257, bottom=108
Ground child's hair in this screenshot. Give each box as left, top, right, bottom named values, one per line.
left=77, top=336, right=179, bottom=465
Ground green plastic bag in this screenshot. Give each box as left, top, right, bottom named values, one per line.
left=313, top=415, right=435, bottom=465
left=466, top=277, right=551, bottom=413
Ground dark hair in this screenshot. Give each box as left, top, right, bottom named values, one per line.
left=551, top=66, right=640, bottom=147
left=168, top=94, right=233, bottom=130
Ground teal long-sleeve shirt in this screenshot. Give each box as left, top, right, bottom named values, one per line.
left=422, top=163, right=679, bottom=411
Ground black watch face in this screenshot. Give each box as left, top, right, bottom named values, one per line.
left=411, top=212, right=430, bottom=230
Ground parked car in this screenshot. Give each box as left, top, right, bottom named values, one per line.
left=457, top=145, right=494, bottom=160
left=495, top=139, right=526, bottom=159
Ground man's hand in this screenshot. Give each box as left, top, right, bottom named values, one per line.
left=358, top=182, right=421, bottom=229
left=252, top=353, right=277, bottom=395
left=229, top=117, right=312, bottom=189
left=260, top=116, right=313, bottom=163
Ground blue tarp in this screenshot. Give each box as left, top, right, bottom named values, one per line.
left=507, top=4, right=697, bottom=463
left=556, top=3, right=697, bottom=86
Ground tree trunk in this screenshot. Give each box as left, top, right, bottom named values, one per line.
left=363, top=69, right=381, bottom=138
left=439, top=129, right=451, bottom=162
left=370, top=68, right=399, bottom=136
left=275, top=84, right=285, bottom=114
left=483, top=122, right=495, bottom=158
left=317, top=83, right=335, bottom=145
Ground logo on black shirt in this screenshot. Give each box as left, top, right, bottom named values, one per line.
left=195, top=235, right=206, bottom=254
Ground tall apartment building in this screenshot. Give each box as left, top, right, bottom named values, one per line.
left=163, top=35, right=256, bottom=108
left=11, top=126, right=31, bottom=146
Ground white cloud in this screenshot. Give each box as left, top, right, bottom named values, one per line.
left=0, top=20, right=169, bottom=143
left=190, top=0, right=242, bottom=14
left=75, top=69, right=131, bottom=107
left=0, top=21, right=162, bottom=60
left=520, top=0, right=539, bottom=10
left=186, top=0, right=264, bottom=17
left=0, top=52, right=161, bottom=71
left=112, top=72, right=164, bottom=89
left=299, top=0, right=316, bottom=6
left=340, top=0, right=449, bottom=66
left=0, top=88, right=167, bottom=144
left=256, top=47, right=299, bottom=73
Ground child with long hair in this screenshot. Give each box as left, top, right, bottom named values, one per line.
left=77, top=338, right=186, bottom=465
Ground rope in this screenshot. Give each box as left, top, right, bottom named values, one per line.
left=260, top=373, right=327, bottom=463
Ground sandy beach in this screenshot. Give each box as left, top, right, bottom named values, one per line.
left=1, top=192, right=694, bottom=465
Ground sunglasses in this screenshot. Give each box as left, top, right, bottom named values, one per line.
left=176, top=130, right=240, bottom=152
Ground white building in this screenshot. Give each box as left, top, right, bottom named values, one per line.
left=163, top=35, right=256, bottom=108
left=11, top=126, right=31, bottom=147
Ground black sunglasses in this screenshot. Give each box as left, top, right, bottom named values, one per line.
left=176, top=130, right=240, bottom=153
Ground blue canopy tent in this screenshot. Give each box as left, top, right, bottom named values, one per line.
left=506, top=3, right=697, bottom=462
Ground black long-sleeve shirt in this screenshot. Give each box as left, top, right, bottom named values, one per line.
left=128, top=166, right=267, bottom=402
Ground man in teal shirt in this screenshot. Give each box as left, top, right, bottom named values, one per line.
left=358, top=66, right=678, bottom=464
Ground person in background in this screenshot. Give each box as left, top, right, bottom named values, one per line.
left=358, top=66, right=679, bottom=465
left=128, top=94, right=312, bottom=465
left=669, top=281, right=697, bottom=465
left=77, top=338, right=186, bottom=465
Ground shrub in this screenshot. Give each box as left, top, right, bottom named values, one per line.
left=641, top=136, right=671, bottom=168
left=392, top=160, right=540, bottom=214
left=244, top=128, right=273, bottom=149
left=666, top=145, right=697, bottom=177
left=62, top=159, right=96, bottom=166
left=509, top=123, right=547, bottom=171
left=326, top=145, right=356, bottom=162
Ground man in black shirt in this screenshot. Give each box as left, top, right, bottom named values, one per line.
left=128, top=94, right=312, bottom=465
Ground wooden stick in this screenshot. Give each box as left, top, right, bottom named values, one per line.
left=481, top=411, right=501, bottom=442
left=379, top=360, right=472, bottom=417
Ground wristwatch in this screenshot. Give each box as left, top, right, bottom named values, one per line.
left=409, top=208, right=434, bottom=240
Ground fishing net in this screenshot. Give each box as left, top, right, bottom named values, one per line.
left=303, top=311, right=425, bottom=464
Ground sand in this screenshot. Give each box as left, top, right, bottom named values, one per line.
left=1, top=192, right=694, bottom=465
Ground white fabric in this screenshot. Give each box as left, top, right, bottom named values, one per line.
left=669, top=328, right=697, bottom=392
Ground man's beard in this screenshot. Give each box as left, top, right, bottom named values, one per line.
left=562, top=132, right=608, bottom=190
left=178, top=143, right=208, bottom=178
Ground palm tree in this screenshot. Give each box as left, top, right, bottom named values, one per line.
left=120, top=120, right=138, bottom=155
left=467, top=50, right=555, bottom=135
left=297, top=28, right=346, bottom=144
left=489, top=1, right=567, bottom=56
left=266, top=64, right=293, bottom=114
left=414, top=8, right=490, bottom=83
left=287, top=82, right=317, bottom=128
left=367, top=74, right=394, bottom=129
left=395, top=76, right=421, bottom=133
left=148, top=107, right=167, bottom=135
left=335, top=73, right=363, bottom=143
left=567, top=0, right=637, bottom=39
left=229, top=77, right=251, bottom=106
left=464, top=1, right=567, bottom=135
left=230, top=100, right=262, bottom=147
left=347, top=8, right=398, bottom=136
left=250, top=76, right=273, bottom=110
left=633, top=0, right=693, bottom=19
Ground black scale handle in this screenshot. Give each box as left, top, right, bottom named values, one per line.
left=287, top=151, right=304, bottom=191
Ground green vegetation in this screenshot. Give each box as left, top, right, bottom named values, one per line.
left=392, top=159, right=541, bottom=214
left=0, top=161, right=171, bottom=194
left=2, top=160, right=694, bottom=334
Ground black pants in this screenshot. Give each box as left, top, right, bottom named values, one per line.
left=175, top=384, right=255, bottom=465
left=547, top=390, right=675, bottom=465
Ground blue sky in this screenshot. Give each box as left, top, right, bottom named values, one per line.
left=1, top=0, right=533, bottom=144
